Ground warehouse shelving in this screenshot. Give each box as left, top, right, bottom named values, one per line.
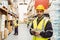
left=0, top=0, right=19, bottom=40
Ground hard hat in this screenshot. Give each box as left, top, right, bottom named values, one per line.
left=36, top=5, right=45, bottom=10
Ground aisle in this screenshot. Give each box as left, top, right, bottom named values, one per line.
left=5, top=24, right=32, bottom=40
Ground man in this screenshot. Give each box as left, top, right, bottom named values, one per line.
left=14, top=20, right=18, bottom=35
left=30, top=5, right=53, bottom=40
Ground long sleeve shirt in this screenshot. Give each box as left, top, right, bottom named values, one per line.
left=30, top=17, right=53, bottom=38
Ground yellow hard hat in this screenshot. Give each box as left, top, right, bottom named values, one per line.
left=36, top=5, right=45, bottom=10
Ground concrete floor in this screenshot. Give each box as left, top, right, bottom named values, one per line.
left=5, top=24, right=32, bottom=40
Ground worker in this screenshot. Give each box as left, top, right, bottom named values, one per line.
left=30, top=5, right=53, bottom=40
left=14, top=20, right=18, bottom=35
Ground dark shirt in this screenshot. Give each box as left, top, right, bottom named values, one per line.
left=30, top=17, right=53, bottom=38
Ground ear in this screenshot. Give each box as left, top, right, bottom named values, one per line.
left=48, top=3, right=51, bottom=8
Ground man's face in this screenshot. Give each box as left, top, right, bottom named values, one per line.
left=36, top=9, right=44, bottom=18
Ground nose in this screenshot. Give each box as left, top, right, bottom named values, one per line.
left=39, top=11, right=41, bottom=13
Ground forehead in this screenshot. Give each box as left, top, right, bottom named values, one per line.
left=36, top=9, right=44, bottom=11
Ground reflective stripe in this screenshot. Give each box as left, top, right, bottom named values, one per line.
left=46, top=30, right=53, bottom=32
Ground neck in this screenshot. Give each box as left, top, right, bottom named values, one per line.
left=38, top=15, right=43, bottom=18
left=38, top=15, right=44, bottom=20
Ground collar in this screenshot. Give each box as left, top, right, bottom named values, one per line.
left=37, top=15, right=44, bottom=21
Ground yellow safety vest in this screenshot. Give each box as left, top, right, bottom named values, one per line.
left=33, top=17, right=49, bottom=40
left=14, top=20, right=18, bottom=28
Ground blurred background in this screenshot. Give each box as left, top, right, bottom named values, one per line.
left=0, top=0, right=60, bottom=40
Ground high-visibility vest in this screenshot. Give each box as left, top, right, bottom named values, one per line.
left=32, top=17, right=49, bottom=40
left=14, top=20, right=18, bottom=28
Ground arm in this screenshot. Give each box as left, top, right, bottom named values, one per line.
left=40, top=21, right=53, bottom=38
left=30, top=23, right=36, bottom=35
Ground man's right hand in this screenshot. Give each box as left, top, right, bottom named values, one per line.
left=31, top=29, right=36, bottom=35
left=34, top=31, right=40, bottom=36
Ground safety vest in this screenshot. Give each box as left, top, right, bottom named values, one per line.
left=32, top=17, right=49, bottom=40
left=14, top=20, right=18, bottom=28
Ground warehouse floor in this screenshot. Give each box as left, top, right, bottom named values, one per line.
left=4, top=23, right=55, bottom=40
left=5, top=24, right=32, bottom=40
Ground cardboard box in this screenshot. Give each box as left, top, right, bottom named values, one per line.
left=7, top=22, right=12, bottom=33
left=0, top=32, right=2, bottom=40
left=4, top=28, right=9, bottom=39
